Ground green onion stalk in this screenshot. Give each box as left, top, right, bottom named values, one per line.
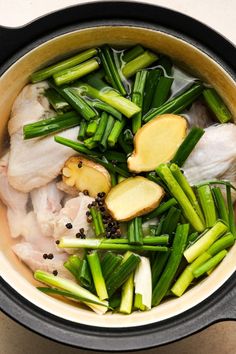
left=134, top=256, right=152, bottom=311
left=131, top=70, right=148, bottom=134
left=183, top=220, right=228, bottom=263
left=203, top=88, right=232, bottom=123
left=152, top=224, right=189, bottom=306
left=34, top=270, right=108, bottom=314
left=197, top=184, right=217, bottom=227
left=156, top=164, right=205, bottom=232
left=100, top=45, right=127, bottom=95
left=170, top=164, right=205, bottom=223
left=122, top=45, right=145, bottom=63
left=72, top=82, right=140, bottom=118
left=53, top=58, right=100, bottom=86
left=122, top=50, right=158, bottom=78
left=143, top=83, right=203, bottom=123
left=58, top=238, right=169, bottom=252
left=106, top=251, right=141, bottom=297
left=45, top=88, right=70, bottom=112
left=143, top=198, right=178, bottom=222
left=87, top=251, right=108, bottom=300
left=31, top=48, right=98, bottom=82
left=23, top=111, right=81, bottom=139
left=171, top=127, right=205, bottom=167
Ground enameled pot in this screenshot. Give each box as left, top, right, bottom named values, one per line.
left=0, top=1, right=235, bottom=351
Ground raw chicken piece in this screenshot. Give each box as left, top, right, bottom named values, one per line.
left=31, top=181, right=64, bottom=237
left=12, top=242, right=71, bottom=278
left=7, top=83, right=79, bottom=193
left=13, top=211, right=71, bottom=278
left=0, top=153, right=28, bottom=237
left=184, top=100, right=214, bottom=129
left=21, top=211, right=57, bottom=251
left=183, top=124, right=236, bottom=189
left=8, top=82, right=53, bottom=136
left=53, top=193, right=94, bottom=241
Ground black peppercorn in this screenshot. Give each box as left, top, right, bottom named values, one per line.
left=65, top=223, right=73, bottom=229
left=98, top=192, right=105, bottom=198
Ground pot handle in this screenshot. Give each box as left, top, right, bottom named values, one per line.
left=0, top=25, right=30, bottom=64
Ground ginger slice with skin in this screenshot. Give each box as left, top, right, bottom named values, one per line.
left=62, top=156, right=111, bottom=197
left=105, top=176, right=165, bottom=221
left=128, top=114, right=188, bottom=173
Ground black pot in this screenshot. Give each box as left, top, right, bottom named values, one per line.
left=0, top=1, right=235, bottom=351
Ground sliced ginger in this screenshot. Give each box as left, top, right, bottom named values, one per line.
left=62, top=156, right=111, bottom=197
left=128, top=114, right=187, bottom=172
left=105, top=176, right=164, bottom=221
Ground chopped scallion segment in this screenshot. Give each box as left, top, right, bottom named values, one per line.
left=87, top=251, right=108, bottom=300
left=203, top=88, right=232, bottom=123
left=31, top=48, right=98, bottom=82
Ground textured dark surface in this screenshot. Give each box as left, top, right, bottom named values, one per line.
left=0, top=1, right=235, bottom=351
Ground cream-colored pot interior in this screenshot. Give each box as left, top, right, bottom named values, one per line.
left=0, top=26, right=236, bottom=328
